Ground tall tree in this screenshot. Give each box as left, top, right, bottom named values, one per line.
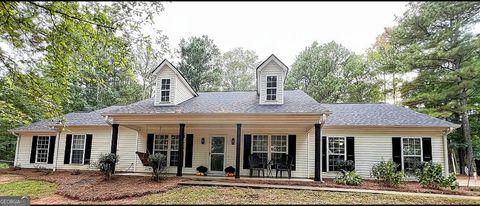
left=176, top=35, right=222, bottom=92
left=286, top=41, right=382, bottom=103
left=221, top=48, right=258, bottom=91
left=384, top=2, right=480, bottom=175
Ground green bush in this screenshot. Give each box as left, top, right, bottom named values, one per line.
left=415, top=161, right=459, bottom=190
left=338, top=160, right=355, bottom=172
left=0, top=163, right=10, bottom=169
left=95, top=153, right=119, bottom=180
left=370, top=160, right=405, bottom=187
left=71, top=169, right=81, bottom=175
left=148, top=153, right=167, bottom=182
left=334, top=170, right=363, bottom=186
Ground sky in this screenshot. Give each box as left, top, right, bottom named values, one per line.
left=152, top=1, right=409, bottom=66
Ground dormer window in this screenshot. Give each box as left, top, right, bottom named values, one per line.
left=266, top=75, right=277, bottom=101
left=161, top=79, right=171, bottom=103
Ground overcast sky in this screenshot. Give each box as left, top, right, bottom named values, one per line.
left=152, top=1, right=408, bottom=66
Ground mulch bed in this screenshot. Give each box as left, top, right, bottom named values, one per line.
left=0, top=169, right=185, bottom=201
left=217, top=178, right=480, bottom=196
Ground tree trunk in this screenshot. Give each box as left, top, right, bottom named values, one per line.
left=460, top=91, right=475, bottom=176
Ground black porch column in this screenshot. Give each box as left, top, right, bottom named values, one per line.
left=314, top=123, right=322, bottom=181
left=235, top=124, right=242, bottom=179
left=111, top=124, right=119, bottom=153
left=177, top=124, right=185, bottom=176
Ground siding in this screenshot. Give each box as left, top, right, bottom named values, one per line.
left=116, top=126, right=138, bottom=172
left=259, top=61, right=285, bottom=105
left=174, top=75, right=195, bottom=105
left=16, top=132, right=56, bottom=169
left=154, top=65, right=176, bottom=106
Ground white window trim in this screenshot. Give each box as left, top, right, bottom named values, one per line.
left=36, top=136, right=50, bottom=164
left=251, top=134, right=289, bottom=166
left=70, top=134, right=86, bottom=165
left=401, top=137, right=423, bottom=172
left=326, top=136, right=347, bottom=172
left=266, top=75, right=278, bottom=101
left=160, top=78, right=171, bottom=103
left=154, top=134, right=181, bottom=167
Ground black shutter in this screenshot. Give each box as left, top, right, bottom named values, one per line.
left=392, top=137, right=402, bottom=171
left=346, top=137, right=355, bottom=162
left=147, top=133, right=154, bottom=154
left=288, top=135, right=296, bottom=171
left=84, top=134, right=93, bottom=164
left=47, top=136, right=56, bottom=164
left=243, top=134, right=252, bottom=169
left=185, top=134, right=194, bottom=168
left=322, top=136, right=327, bottom=172
left=422, top=137, right=432, bottom=162
left=30, top=136, right=38, bottom=163
left=64, top=134, right=72, bottom=164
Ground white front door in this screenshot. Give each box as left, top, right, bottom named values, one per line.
left=209, top=136, right=225, bottom=173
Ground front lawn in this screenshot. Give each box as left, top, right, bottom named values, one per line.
left=142, top=186, right=480, bottom=205
left=0, top=180, right=57, bottom=199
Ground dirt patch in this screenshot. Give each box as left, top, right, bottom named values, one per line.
left=214, top=178, right=480, bottom=196
left=0, top=169, right=184, bottom=202
left=0, top=174, right=25, bottom=184
left=32, top=194, right=141, bottom=205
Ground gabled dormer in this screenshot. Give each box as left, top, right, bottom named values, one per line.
left=256, top=54, right=289, bottom=105
left=150, top=59, right=198, bottom=106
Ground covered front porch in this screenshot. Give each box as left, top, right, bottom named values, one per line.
left=107, top=113, right=326, bottom=181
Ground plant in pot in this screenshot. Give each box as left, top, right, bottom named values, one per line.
left=225, top=166, right=235, bottom=177
left=196, top=166, right=208, bottom=176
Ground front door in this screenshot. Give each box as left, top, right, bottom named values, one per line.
left=210, top=136, right=225, bottom=173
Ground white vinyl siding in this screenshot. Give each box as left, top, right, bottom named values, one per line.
left=154, top=65, right=176, bottom=106
left=259, top=61, right=285, bottom=105
left=175, top=75, right=195, bottom=104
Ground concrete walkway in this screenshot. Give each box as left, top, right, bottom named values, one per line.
left=179, top=180, right=480, bottom=200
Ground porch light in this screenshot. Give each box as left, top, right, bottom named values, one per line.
left=201, top=138, right=205, bottom=144
left=231, top=138, right=235, bottom=145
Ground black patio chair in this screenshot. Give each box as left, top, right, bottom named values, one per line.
left=275, top=154, right=294, bottom=179
left=248, top=154, right=267, bottom=177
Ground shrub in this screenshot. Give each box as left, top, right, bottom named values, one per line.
left=338, top=160, right=355, bottom=172
left=334, top=170, right=363, bottom=186
left=148, top=153, right=167, bottom=182
left=196, top=166, right=208, bottom=173
left=95, top=153, right=119, bottom=180
left=415, top=161, right=459, bottom=190
left=370, top=160, right=405, bottom=187
left=71, top=169, right=81, bottom=175
left=224, top=166, right=235, bottom=174
left=0, top=163, right=10, bottom=170
left=33, top=165, right=51, bottom=175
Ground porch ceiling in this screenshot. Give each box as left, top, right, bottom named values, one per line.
left=120, top=123, right=315, bottom=133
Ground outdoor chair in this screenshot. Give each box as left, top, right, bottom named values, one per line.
left=275, top=154, right=294, bottom=179
left=248, top=154, right=267, bottom=177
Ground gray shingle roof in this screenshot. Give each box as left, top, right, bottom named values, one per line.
left=104, top=90, right=330, bottom=114
left=321, top=103, right=458, bottom=128
left=10, top=106, right=122, bottom=132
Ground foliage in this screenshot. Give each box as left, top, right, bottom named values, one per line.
left=334, top=170, right=363, bottom=186
left=0, top=180, right=57, bottom=198
left=177, top=35, right=222, bottom=92
left=415, top=161, right=459, bottom=190
left=0, top=163, right=10, bottom=169
left=148, top=153, right=167, bottom=182
left=95, top=153, right=119, bottom=180
left=224, top=166, right=235, bottom=174
left=372, top=1, right=480, bottom=174
left=338, top=160, right=355, bottom=173
left=71, top=169, right=81, bottom=175
left=33, top=165, right=51, bottom=175
left=196, top=166, right=208, bottom=173
left=370, top=160, right=405, bottom=187
left=286, top=41, right=382, bottom=103
left=220, top=48, right=258, bottom=91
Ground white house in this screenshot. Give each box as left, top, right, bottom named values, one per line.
left=10, top=54, right=458, bottom=181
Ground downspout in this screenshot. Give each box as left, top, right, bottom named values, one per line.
left=443, top=127, right=454, bottom=177
left=10, top=131, right=20, bottom=167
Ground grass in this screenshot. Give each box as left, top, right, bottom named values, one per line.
left=142, top=186, right=480, bottom=205
left=0, top=163, right=10, bottom=169
left=0, top=180, right=58, bottom=199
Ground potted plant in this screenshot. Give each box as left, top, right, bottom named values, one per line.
left=196, top=166, right=208, bottom=176
left=225, top=166, right=235, bottom=177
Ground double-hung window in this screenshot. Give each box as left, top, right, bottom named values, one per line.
left=71, top=135, right=86, bottom=164
left=154, top=135, right=169, bottom=157
left=270, top=135, right=287, bottom=166
left=36, top=136, right=50, bottom=163
left=252, top=135, right=269, bottom=164
left=170, top=135, right=179, bottom=166
left=328, top=137, right=346, bottom=171
left=160, top=79, right=170, bottom=103
left=402, top=138, right=422, bottom=174
left=266, top=76, right=277, bottom=101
